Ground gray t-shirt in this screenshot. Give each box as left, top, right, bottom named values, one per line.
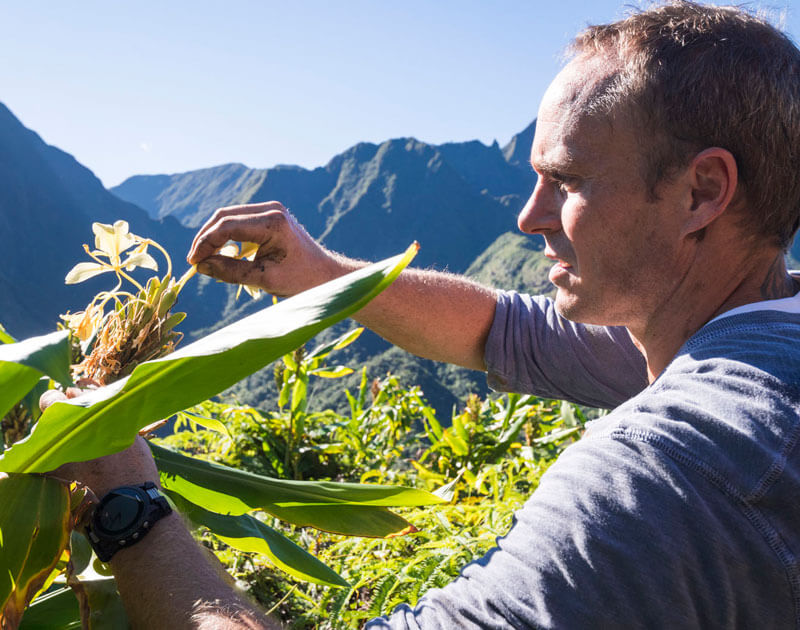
left=367, top=291, right=800, bottom=629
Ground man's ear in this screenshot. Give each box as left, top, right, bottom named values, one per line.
left=681, top=147, right=739, bottom=237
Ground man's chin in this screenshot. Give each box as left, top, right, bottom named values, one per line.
left=553, top=288, right=603, bottom=325
left=553, top=289, right=582, bottom=321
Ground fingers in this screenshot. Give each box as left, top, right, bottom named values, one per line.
left=194, top=254, right=276, bottom=288
left=40, top=380, right=101, bottom=412
left=188, top=202, right=288, bottom=264
left=39, top=389, right=67, bottom=412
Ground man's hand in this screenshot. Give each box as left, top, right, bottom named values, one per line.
left=41, top=388, right=160, bottom=499
left=188, top=200, right=498, bottom=371
left=187, top=202, right=347, bottom=298
left=40, top=388, right=276, bottom=629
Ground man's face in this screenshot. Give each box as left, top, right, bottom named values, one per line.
left=518, top=57, right=690, bottom=329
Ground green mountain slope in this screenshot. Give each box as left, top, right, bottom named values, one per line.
left=111, top=127, right=542, bottom=415
left=0, top=102, right=235, bottom=340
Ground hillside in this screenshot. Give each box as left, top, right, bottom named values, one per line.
left=113, top=136, right=534, bottom=274
left=0, top=102, right=238, bottom=340
left=111, top=126, right=541, bottom=415
left=0, top=101, right=543, bottom=415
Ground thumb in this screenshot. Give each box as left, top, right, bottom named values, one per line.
left=195, top=254, right=270, bottom=288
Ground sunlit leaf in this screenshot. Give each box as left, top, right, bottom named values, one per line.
left=309, top=366, right=354, bottom=379
left=0, top=245, right=418, bottom=474
left=306, top=327, right=364, bottom=361
left=0, top=475, right=71, bottom=629
left=177, top=411, right=231, bottom=440
left=165, top=490, right=348, bottom=588
left=151, top=443, right=440, bottom=537
left=0, top=324, right=15, bottom=345
left=0, top=331, right=73, bottom=421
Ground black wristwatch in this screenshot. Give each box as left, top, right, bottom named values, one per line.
left=85, top=482, right=172, bottom=562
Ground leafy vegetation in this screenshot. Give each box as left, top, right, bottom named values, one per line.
left=159, top=344, right=587, bottom=628
left=2, top=220, right=590, bottom=629
left=1, top=222, right=441, bottom=628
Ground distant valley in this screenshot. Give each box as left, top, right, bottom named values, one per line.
left=5, top=102, right=798, bottom=416
left=1, top=101, right=548, bottom=414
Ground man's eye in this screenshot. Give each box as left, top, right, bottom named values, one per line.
left=553, top=177, right=575, bottom=194
left=555, top=176, right=580, bottom=193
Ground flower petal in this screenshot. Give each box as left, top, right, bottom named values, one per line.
left=65, top=262, right=110, bottom=284
left=93, top=221, right=136, bottom=259
left=240, top=242, right=260, bottom=260
left=243, top=285, right=262, bottom=299
left=122, top=251, right=158, bottom=272
left=219, top=243, right=240, bottom=258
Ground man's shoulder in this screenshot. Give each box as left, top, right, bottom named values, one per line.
left=592, top=311, right=800, bottom=499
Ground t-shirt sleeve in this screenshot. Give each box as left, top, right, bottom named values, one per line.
left=365, top=435, right=787, bottom=630
left=484, top=290, right=648, bottom=408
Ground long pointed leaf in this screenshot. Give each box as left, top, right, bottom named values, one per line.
left=0, top=474, right=71, bottom=628
left=0, top=324, right=15, bottom=345
left=19, top=587, right=81, bottom=629
left=0, top=246, right=418, bottom=474
left=0, top=331, right=72, bottom=420
left=151, top=443, right=442, bottom=509
left=151, top=444, right=437, bottom=537
left=165, top=490, right=348, bottom=588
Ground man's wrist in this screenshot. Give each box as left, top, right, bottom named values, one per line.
left=86, top=482, right=172, bottom=562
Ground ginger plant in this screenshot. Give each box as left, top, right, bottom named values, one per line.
left=61, top=220, right=196, bottom=386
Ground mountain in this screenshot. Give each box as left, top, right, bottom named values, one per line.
left=501, top=120, right=536, bottom=171
left=0, top=100, right=547, bottom=415
left=113, top=136, right=535, bottom=274
left=110, top=125, right=542, bottom=414
left=0, top=102, right=234, bottom=340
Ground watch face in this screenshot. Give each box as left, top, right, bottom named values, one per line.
left=96, top=487, right=145, bottom=535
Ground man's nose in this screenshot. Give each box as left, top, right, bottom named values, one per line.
left=517, top=179, right=561, bottom=235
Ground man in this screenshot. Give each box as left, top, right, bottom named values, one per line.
left=54, top=1, right=800, bottom=627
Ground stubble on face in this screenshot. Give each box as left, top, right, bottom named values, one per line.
left=528, top=57, right=690, bottom=330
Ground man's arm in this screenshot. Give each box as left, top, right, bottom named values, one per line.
left=187, top=202, right=498, bottom=371
left=44, top=391, right=277, bottom=630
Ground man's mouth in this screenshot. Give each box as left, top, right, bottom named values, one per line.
left=544, top=247, right=573, bottom=270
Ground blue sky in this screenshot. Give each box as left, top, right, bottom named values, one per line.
left=2, top=1, right=799, bottom=187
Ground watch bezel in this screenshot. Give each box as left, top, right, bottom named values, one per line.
left=93, top=485, right=150, bottom=539
left=86, top=481, right=172, bottom=562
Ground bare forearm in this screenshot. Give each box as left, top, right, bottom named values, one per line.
left=335, top=256, right=499, bottom=370
left=109, top=512, right=278, bottom=629
left=187, top=203, right=500, bottom=371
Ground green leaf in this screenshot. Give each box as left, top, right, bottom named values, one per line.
left=442, top=429, right=469, bottom=457
left=21, top=378, right=51, bottom=425
left=309, top=366, right=355, bottom=379
left=19, top=587, right=81, bottom=629
left=70, top=573, right=129, bottom=630
left=291, top=373, right=308, bottom=415
left=306, top=327, right=364, bottom=361
left=177, top=411, right=232, bottom=440
left=164, top=490, right=348, bottom=588
left=0, top=474, right=71, bottom=628
left=489, top=409, right=530, bottom=460
left=0, top=246, right=418, bottom=474
left=0, top=324, right=15, bottom=345
left=0, top=331, right=73, bottom=420
left=151, top=443, right=441, bottom=537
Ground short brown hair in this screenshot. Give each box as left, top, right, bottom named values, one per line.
left=571, top=1, right=800, bottom=249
